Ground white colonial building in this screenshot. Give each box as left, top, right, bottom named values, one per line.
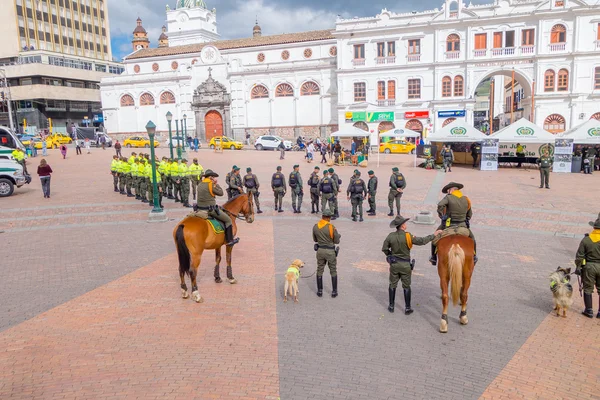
left=101, top=0, right=600, bottom=143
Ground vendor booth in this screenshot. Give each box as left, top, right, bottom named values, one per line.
left=377, top=128, right=421, bottom=167
left=426, top=120, right=487, bottom=167
left=491, top=118, right=556, bottom=169
left=330, top=126, right=371, bottom=166
left=560, top=119, right=600, bottom=173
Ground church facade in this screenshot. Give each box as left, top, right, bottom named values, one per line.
left=100, top=0, right=600, bottom=143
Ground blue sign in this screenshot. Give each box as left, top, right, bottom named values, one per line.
left=438, top=110, right=466, bottom=118
left=93, top=114, right=104, bottom=123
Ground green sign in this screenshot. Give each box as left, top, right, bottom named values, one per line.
left=450, top=127, right=467, bottom=136
left=588, top=128, right=600, bottom=137
left=516, top=127, right=534, bottom=136
left=352, top=112, right=394, bottom=123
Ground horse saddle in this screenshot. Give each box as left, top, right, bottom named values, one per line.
left=187, top=211, right=225, bottom=234
left=433, top=226, right=471, bottom=245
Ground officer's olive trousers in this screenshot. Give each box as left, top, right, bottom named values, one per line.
left=191, top=177, right=200, bottom=199
left=332, top=194, right=339, bottom=215
left=321, top=193, right=334, bottom=212
left=291, top=188, right=302, bottom=209
left=180, top=177, right=190, bottom=204
left=273, top=188, right=285, bottom=209
left=247, top=188, right=260, bottom=209
left=539, top=167, right=550, bottom=187
left=388, top=192, right=402, bottom=214
left=310, top=189, right=319, bottom=210
left=316, top=248, right=337, bottom=277
left=368, top=192, right=376, bottom=212
left=112, top=173, right=119, bottom=188
left=583, top=262, right=600, bottom=295
left=389, top=261, right=411, bottom=289
left=351, top=195, right=363, bottom=218
left=139, top=177, right=147, bottom=200
left=208, top=208, right=232, bottom=229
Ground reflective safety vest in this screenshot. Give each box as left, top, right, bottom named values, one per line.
left=157, top=161, right=166, bottom=175
left=272, top=173, right=284, bottom=187
left=130, top=163, right=139, bottom=177
left=12, top=150, right=25, bottom=161
left=128, top=156, right=136, bottom=164
left=170, top=162, right=181, bottom=177
left=188, top=163, right=203, bottom=178
left=121, top=161, right=131, bottom=174
left=178, top=163, right=188, bottom=178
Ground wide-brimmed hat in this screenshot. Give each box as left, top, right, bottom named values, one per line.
left=589, top=213, right=600, bottom=229
left=322, top=209, right=334, bottom=217
left=204, top=169, right=219, bottom=178
left=389, top=215, right=410, bottom=228
left=442, top=182, right=464, bottom=194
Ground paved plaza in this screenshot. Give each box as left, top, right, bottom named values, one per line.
left=1, top=146, right=599, bottom=400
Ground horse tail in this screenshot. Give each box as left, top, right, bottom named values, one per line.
left=175, top=224, right=191, bottom=277
left=448, top=243, right=464, bottom=306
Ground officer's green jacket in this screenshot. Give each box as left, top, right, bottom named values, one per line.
left=243, top=173, right=260, bottom=189
left=312, top=219, right=341, bottom=247
left=382, top=230, right=435, bottom=259
left=437, top=190, right=472, bottom=223
left=346, top=178, right=367, bottom=196
left=229, top=173, right=242, bottom=191
left=368, top=176, right=378, bottom=194
left=189, top=163, right=203, bottom=179
left=197, top=178, right=224, bottom=207
left=537, top=155, right=553, bottom=168
left=389, top=172, right=406, bottom=190
left=289, top=171, right=302, bottom=189
left=271, top=172, right=286, bottom=189
left=331, top=173, right=341, bottom=191
left=575, top=230, right=600, bottom=267
left=308, top=173, right=320, bottom=190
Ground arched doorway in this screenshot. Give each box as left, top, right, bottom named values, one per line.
left=378, top=121, right=395, bottom=133
left=591, top=112, right=600, bottom=121
left=442, top=117, right=456, bottom=127
left=406, top=119, right=423, bottom=133
left=353, top=121, right=368, bottom=131
left=205, top=110, right=223, bottom=140
left=543, top=113, right=565, bottom=134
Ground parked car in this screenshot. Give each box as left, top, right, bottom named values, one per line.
left=94, top=133, right=113, bottom=147
left=164, top=136, right=187, bottom=147
left=49, top=133, right=73, bottom=145
left=254, top=135, right=292, bottom=151
left=16, top=134, right=35, bottom=146
left=123, top=136, right=159, bottom=148
left=32, top=137, right=54, bottom=150
left=0, top=158, right=28, bottom=197
left=208, top=136, right=244, bottom=150
left=379, top=139, right=416, bottom=154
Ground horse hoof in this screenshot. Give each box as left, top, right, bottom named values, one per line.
left=283, top=296, right=287, bottom=302
left=181, top=289, right=189, bottom=299
left=440, top=320, right=448, bottom=333
left=228, top=278, right=237, bottom=284
left=215, top=277, right=223, bottom=283
left=460, top=315, right=469, bottom=325
left=192, top=291, right=203, bottom=303
left=294, top=297, right=299, bottom=303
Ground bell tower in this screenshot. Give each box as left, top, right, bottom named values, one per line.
left=132, top=17, right=150, bottom=51
left=166, top=0, right=220, bottom=46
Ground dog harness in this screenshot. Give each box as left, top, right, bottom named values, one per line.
left=287, top=266, right=300, bottom=280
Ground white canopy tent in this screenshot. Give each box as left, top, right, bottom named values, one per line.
left=330, top=126, right=371, bottom=138
left=490, top=118, right=555, bottom=143
left=378, top=128, right=421, bottom=167
left=426, top=120, right=487, bottom=143
left=560, top=119, right=600, bottom=144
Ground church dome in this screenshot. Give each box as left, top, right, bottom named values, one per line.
left=133, top=17, right=147, bottom=34
left=253, top=20, right=261, bottom=37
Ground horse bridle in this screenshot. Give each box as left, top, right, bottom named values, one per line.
left=224, top=194, right=254, bottom=221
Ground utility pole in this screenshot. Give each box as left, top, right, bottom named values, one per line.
left=0, top=69, right=15, bottom=132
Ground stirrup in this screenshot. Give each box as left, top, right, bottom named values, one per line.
left=429, top=256, right=437, bottom=266
left=226, top=238, right=240, bottom=247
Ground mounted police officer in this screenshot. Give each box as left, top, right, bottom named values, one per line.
left=383, top=216, right=441, bottom=314
left=347, top=170, right=367, bottom=222
left=429, top=182, right=477, bottom=265
left=319, top=169, right=336, bottom=218
left=575, top=213, right=600, bottom=318
left=388, top=167, right=406, bottom=216
left=243, top=167, right=262, bottom=214
left=228, top=165, right=243, bottom=198
left=313, top=209, right=341, bottom=298
left=367, top=170, right=378, bottom=216
left=195, top=169, right=239, bottom=247
left=328, top=168, right=342, bottom=218
left=308, top=166, right=321, bottom=214
left=289, top=164, right=303, bottom=213
left=271, top=166, right=286, bottom=212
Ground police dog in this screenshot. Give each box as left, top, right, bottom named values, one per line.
left=284, top=259, right=304, bottom=303
left=549, top=267, right=574, bottom=318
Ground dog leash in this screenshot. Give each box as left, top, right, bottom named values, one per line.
left=301, top=270, right=316, bottom=279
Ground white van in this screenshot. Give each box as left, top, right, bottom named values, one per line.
left=0, top=158, right=27, bottom=197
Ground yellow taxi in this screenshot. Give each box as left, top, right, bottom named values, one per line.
left=123, top=136, right=159, bottom=148
left=209, top=136, right=244, bottom=150
left=32, top=137, right=55, bottom=149
left=49, top=133, right=73, bottom=145
left=379, top=139, right=416, bottom=154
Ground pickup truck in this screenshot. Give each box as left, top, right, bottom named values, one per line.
left=0, top=158, right=28, bottom=197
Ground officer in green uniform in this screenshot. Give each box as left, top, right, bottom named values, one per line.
left=575, top=213, right=600, bottom=318
left=139, top=158, right=148, bottom=203
left=116, top=157, right=124, bottom=194
left=430, top=182, right=477, bottom=265
left=312, top=209, right=341, bottom=298
left=537, top=148, right=553, bottom=189
left=188, top=158, right=204, bottom=200
left=319, top=169, right=336, bottom=217
left=388, top=167, right=406, bottom=216
left=308, top=166, right=321, bottom=214
left=243, top=167, right=262, bottom=214
left=130, top=157, right=139, bottom=199
left=171, top=159, right=182, bottom=202
left=289, top=164, right=303, bottom=213
left=225, top=166, right=237, bottom=200
left=111, top=155, right=120, bottom=192
left=145, top=158, right=162, bottom=208
left=271, top=166, right=286, bottom=212
left=328, top=168, right=342, bottom=218
left=195, top=170, right=239, bottom=247
left=228, top=166, right=243, bottom=198
left=367, top=170, right=378, bottom=216
left=120, top=157, right=133, bottom=197
left=179, top=159, right=192, bottom=208
left=346, top=170, right=367, bottom=222
left=382, top=216, right=441, bottom=314
left=157, top=157, right=167, bottom=195
left=165, top=159, right=175, bottom=199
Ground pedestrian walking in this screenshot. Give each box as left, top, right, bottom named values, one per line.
left=245, top=131, right=251, bottom=145
left=114, top=140, right=122, bottom=157
left=313, top=209, right=341, bottom=298
left=85, top=138, right=91, bottom=154
left=193, top=137, right=199, bottom=152
left=75, top=139, right=82, bottom=155
left=347, top=170, right=367, bottom=222
left=60, top=144, right=68, bottom=159
left=42, top=136, right=48, bottom=156
left=367, top=170, right=378, bottom=216
left=37, top=158, right=53, bottom=198
left=388, top=167, right=406, bottom=216
left=271, top=166, right=286, bottom=212
left=278, top=140, right=286, bottom=160
left=320, top=144, right=328, bottom=163
left=537, top=147, right=553, bottom=189
left=289, top=164, right=303, bottom=213
left=100, top=134, right=106, bottom=150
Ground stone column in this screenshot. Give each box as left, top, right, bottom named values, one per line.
left=224, top=105, right=231, bottom=137
left=320, top=126, right=326, bottom=138
left=196, top=108, right=206, bottom=142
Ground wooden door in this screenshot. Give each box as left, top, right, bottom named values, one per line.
left=205, top=110, right=223, bottom=140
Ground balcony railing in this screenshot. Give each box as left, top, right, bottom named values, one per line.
left=520, top=45, right=535, bottom=54
left=352, top=58, right=365, bottom=66
left=375, top=56, right=396, bottom=64
left=473, top=49, right=487, bottom=57
left=407, top=54, right=421, bottom=62
left=377, top=99, right=396, bottom=107
left=445, top=51, right=460, bottom=60
left=491, top=47, right=515, bottom=56
left=376, top=57, right=386, bottom=64
left=549, top=43, right=566, bottom=52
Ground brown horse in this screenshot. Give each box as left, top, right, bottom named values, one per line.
left=173, top=193, right=254, bottom=303
left=437, top=235, right=475, bottom=333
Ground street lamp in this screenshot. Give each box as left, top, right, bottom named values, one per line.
left=146, top=120, right=162, bottom=214
left=175, top=119, right=182, bottom=160
left=181, top=114, right=187, bottom=153
left=166, top=111, right=174, bottom=160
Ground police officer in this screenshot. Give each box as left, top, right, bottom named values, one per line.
left=271, top=166, right=286, bottom=212
left=145, top=157, right=162, bottom=208
left=179, top=159, right=192, bottom=208
left=388, top=167, right=406, bottom=216
left=383, top=215, right=441, bottom=314
left=171, top=159, right=182, bottom=203
left=138, top=158, right=148, bottom=203
left=228, top=165, right=243, bottom=198
left=319, top=169, right=336, bottom=217
left=441, top=144, right=454, bottom=172
left=308, top=166, right=321, bottom=214
left=111, top=155, right=120, bottom=192
left=289, top=164, right=303, bottom=213
left=243, top=167, right=263, bottom=214
left=328, top=168, right=342, bottom=218
left=575, top=213, right=600, bottom=318
left=537, top=147, right=553, bottom=189
left=430, top=182, right=477, bottom=265
left=120, top=157, right=133, bottom=197
left=347, top=170, right=367, bottom=222
left=367, top=170, right=378, bottom=216
left=225, top=166, right=236, bottom=200
left=158, top=157, right=167, bottom=196
left=196, top=169, right=239, bottom=247
left=188, top=158, right=204, bottom=200
left=313, top=209, right=341, bottom=298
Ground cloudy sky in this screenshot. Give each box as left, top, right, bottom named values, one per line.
left=107, top=0, right=490, bottom=60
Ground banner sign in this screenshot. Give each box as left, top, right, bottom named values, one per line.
left=404, top=111, right=429, bottom=119
left=480, top=138, right=499, bottom=171
left=437, top=110, right=466, bottom=118
left=350, top=111, right=395, bottom=123
left=553, top=138, right=573, bottom=173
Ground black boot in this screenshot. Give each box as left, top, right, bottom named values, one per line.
left=388, top=210, right=394, bottom=216
left=311, top=204, right=315, bottom=214
left=278, top=207, right=284, bottom=213
left=352, top=215, right=357, bottom=222
left=225, top=225, right=239, bottom=247
left=127, top=190, right=134, bottom=198
left=404, top=288, right=414, bottom=315
left=582, top=293, right=594, bottom=318
left=114, top=186, right=119, bottom=192
left=297, top=205, right=301, bottom=213
left=331, top=276, right=338, bottom=298
left=388, top=287, right=396, bottom=313
left=359, top=216, right=364, bottom=222
left=292, top=205, right=297, bottom=213
left=473, top=241, right=478, bottom=264
left=257, top=208, right=263, bottom=214
left=159, top=199, right=163, bottom=208
left=598, top=295, right=600, bottom=318
left=316, top=276, right=323, bottom=297
left=429, top=243, right=437, bottom=265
